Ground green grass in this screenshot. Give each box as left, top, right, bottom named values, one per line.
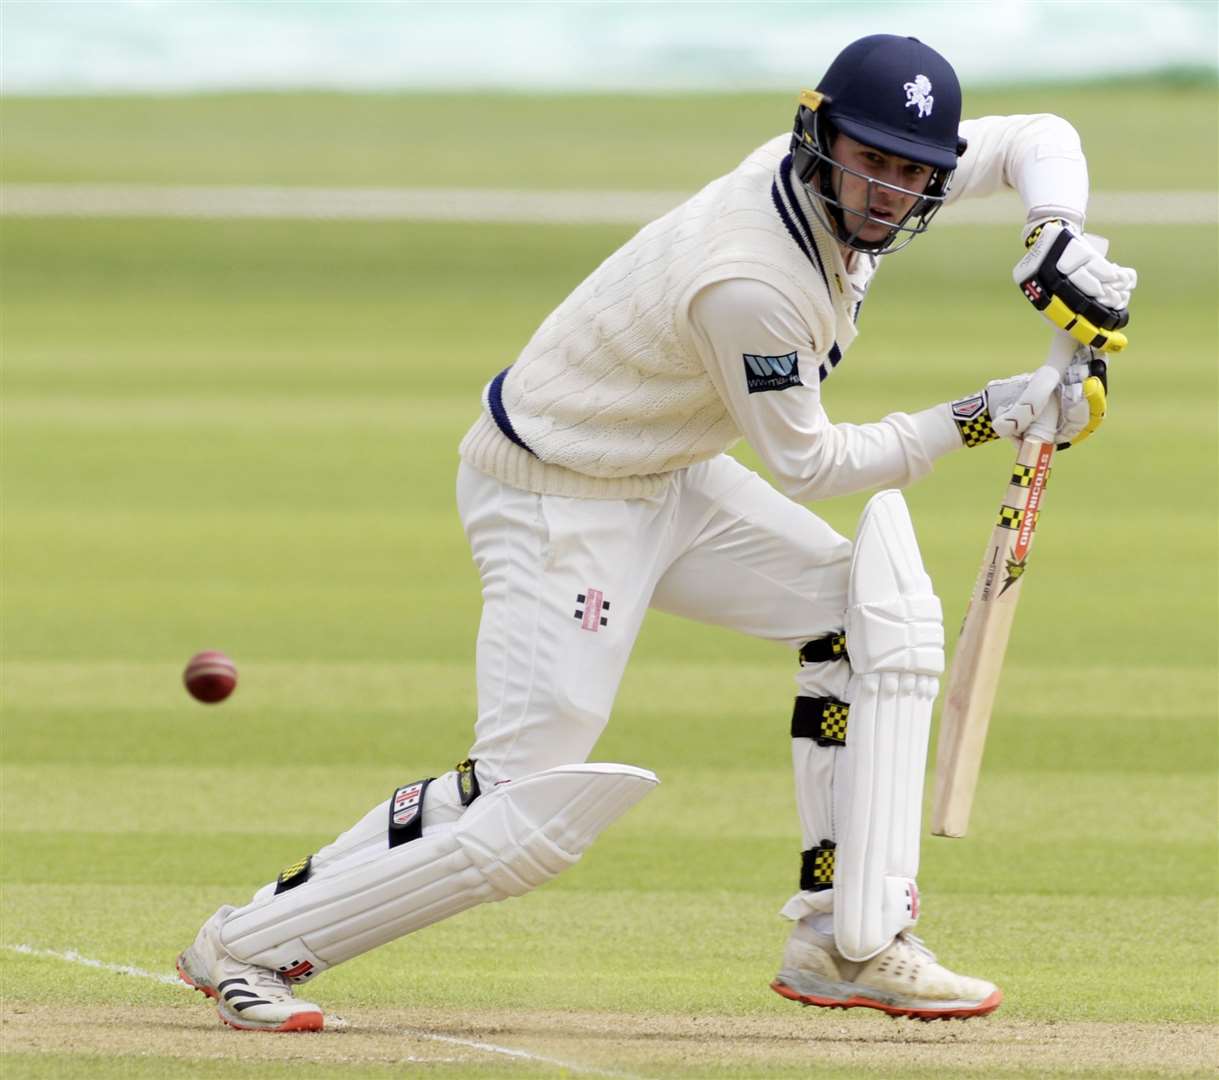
left=1, top=85, right=1216, bottom=1077
left=2, top=79, right=1216, bottom=190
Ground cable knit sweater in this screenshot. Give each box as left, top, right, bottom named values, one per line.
left=459, top=115, right=1089, bottom=499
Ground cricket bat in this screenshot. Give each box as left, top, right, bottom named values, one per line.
left=931, top=331, right=1079, bottom=838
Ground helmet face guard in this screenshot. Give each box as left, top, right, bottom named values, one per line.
left=791, top=100, right=957, bottom=257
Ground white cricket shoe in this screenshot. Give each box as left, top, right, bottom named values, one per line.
left=177, top=905, right=325, bottom=1032
left=771, top=921, right=1002, bottom=1020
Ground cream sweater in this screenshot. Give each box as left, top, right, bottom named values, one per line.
left=459, top=115, right=1088, bottom=500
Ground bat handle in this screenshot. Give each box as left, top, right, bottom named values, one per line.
left=1024, top=331, right=1077, bottom=444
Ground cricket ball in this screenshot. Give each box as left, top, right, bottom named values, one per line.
left=183, top=650, right=238, bottom=704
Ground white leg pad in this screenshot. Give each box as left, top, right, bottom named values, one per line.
left=834, top=490, right=944, bottom=962
left=219, top=763, right=658, bottom=976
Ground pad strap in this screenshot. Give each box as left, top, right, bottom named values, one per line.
left=388, top=778, right=433, bottom=848
left=799, top=632, right=848, bottom=665
left=455, top=759, right=481, bottom=807
left=274, top=855, right=313, bottom=895
left=800, top=841, right=837, bottom=892
left=791, top=696, right=850, bottom=747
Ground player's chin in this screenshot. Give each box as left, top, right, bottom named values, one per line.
left=855, top=220, right=898, bottom=244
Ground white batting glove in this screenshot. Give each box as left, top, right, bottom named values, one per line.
left=949, top=356, right=1107, bottom=448
left=1013, top=220, right=1137, bottom=353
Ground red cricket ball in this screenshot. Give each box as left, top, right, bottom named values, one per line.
left=183, top=650, right=238, bottom=704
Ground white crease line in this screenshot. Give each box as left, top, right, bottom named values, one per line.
left=6, top=943, right=184, bottom=985
left=3, top=943, right=642, bottom=1078
left=1, top=183, right=1214, bottom=226
left=398, top=1029, right=641, bottom=1078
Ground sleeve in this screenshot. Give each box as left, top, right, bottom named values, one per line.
left=948, top=114, right=1090, bottom=229
left=687, top=277, right=962, bottom=503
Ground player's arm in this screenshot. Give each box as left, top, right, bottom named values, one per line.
left=687, top=278, right=963, bottom=502
left=687, top=278, right=1107, bottom=503
left=948, top=115, right=1136, bottom=353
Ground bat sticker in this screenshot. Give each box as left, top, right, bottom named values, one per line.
left=999, top=555, right=1028, bottom=596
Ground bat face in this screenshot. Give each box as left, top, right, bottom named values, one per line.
left=932, top=429, right=1058, bottom=838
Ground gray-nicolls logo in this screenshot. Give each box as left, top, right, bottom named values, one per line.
left=904, top=74, right=933, bottom=118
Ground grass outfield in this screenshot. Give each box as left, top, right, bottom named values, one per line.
left=2, top=86, right=1217, bottom=1077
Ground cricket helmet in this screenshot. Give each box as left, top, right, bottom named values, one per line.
left=791, top=34, right=968, bottom=255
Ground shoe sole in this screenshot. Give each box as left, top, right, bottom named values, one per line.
left=217, top=1007, right=325, bottom=1033
left=177, top=953, right=324, bottom=1032
left=176, top=953, right=219, bottom=1000
left=770, top=978, right=1003, bottom=1021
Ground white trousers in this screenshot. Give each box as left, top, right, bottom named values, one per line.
left=225, top=455, right=860, bottom=966
left=457, top=455, right=851, bottom=855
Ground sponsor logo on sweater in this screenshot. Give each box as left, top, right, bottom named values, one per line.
left=743, top=351, right=802, bottom=394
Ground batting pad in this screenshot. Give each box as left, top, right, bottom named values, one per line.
left=219, top=763, right=658, bottom=977
left=835, top=491, right=943, bottom=961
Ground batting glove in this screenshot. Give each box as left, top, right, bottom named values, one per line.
left=950, top=355, right=1107, bottom=449
left=1057, top=355, right=1108, bottom=449
left=1013, top=220, right=1136, bottom=354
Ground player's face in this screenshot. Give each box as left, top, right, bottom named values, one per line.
left=830, top=133, right=933, bottom=245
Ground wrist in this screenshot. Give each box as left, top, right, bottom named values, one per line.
left=1022, top=208, right=1084, bottom=242
left=914, top=401, right=976, bottom=455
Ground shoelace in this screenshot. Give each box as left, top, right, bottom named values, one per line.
left=240, top=964, right=296, bottom=1001
left=897, top=932, right=937, bottom=962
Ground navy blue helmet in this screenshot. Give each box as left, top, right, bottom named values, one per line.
left=791, top=35, right=968, bottom=254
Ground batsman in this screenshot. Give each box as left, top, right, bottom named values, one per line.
left=177, top=34, right=1136, bottom=1029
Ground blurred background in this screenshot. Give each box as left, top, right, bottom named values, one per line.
left=4, top=0, right=1218, bottom=94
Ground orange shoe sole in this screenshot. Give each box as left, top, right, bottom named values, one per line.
left=176, top=955, right=218, bottom=1000
left=218, top=1009, right=324, bottom=1033
left=770, top=978, right=1002, bottom=1021
left=177, top=954, right=324, bottom=1032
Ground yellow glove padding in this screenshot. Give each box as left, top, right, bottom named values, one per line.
left=1066, top=373, right=1107, bottom=448
left=1040, top=296, right=1128, bottom=355
left=1014, top=221, right=1135, bottom=355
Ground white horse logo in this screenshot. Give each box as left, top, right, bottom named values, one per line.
left=904, top=74, right=934, bottom=119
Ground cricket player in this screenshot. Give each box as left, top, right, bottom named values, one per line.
left=178, top=35, right=1135, bottom=1029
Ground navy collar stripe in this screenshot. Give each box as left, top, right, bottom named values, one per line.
left=769, top=180, right=815, bottom=267
left=819, top=343, right=844, bottom=383
left=778, top=154, right=832, bottom=295
left=771, top=159, right=848, bottom=386
left=488, top=366, right=536, bottom=455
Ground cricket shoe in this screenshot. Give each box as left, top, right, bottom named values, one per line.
left=176, top=905, right=325, bottom=1032
left=770, top=921, right=1002, bottom=1020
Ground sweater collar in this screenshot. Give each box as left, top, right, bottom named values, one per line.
left=774, top=154, right=875, bottom=307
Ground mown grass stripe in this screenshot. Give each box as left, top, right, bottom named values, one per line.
left=3, top=184, right=1215, bottom=226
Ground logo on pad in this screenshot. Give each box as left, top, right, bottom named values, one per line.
left=391, top=782, right=425, bottom=827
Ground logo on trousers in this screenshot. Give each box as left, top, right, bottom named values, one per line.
left=574, top=589, right=610, bottom=632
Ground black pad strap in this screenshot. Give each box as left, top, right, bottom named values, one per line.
left=791, top=696, right=849, bottom=747
left=455, top=759, right=481, bottom=807
left=800, top=840, right=836, bottom=892
left=388, top=778, right=433, bottom=849
left=799, top=632, right=848, bottom=665
left=274, top=854, right=313, bottom=895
